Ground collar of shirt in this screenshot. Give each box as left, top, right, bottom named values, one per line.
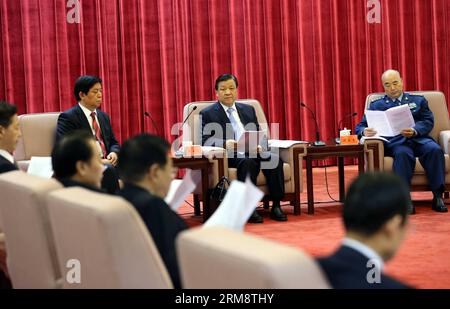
left=342, top=237, right=384, bottom=271
left=219, top=101, right=236, bottom=115
left=0, top=149, right=14, bottom=164
left=78, top=103, right=99, bottom=133
left=386, top=93, right=403, bottom=104
left=219, top=102, right=244, bottom=126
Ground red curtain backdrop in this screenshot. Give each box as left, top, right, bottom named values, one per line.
left=1, top=0, right=450, bottom=144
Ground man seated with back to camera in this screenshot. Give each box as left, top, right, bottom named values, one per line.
left=317, top=172, right=412, bottom=289
left=117, top=134, right=188, bottom=289
left=52, top=130, right=105, bottom=193
left=0, top=100, right=21, bottom=289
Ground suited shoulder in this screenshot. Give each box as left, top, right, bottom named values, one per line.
left=236, top=102, right=256, bottom=112
left=404, top=93, right=427, bottom=103
left=199, top=102, right=220, bottom=115
left=59, top=104, right=81, bottom=120
left=368, top=96, right=387, bottom=109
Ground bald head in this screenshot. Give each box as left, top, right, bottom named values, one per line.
left=381, top=70, right=403, bottom=99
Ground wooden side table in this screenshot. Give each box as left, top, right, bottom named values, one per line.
left=172, top=155, right=224, bottom=222
left=304, top=142, right=365, bottom=214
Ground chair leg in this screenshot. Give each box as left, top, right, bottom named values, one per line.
left=444, top=192, right=449, bottom=199
left=263, top=200, right=270, bottom=209
left=193, top=194, right=201, bottom=216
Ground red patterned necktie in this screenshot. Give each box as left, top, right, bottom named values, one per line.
left=90, top=111, right=107, bottom=158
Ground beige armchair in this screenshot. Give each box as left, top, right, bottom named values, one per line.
left=182, top=100, right=306, bottom=215
left=363, top=91, right=450, bottom=195
left=46, top=187, right=173, bottom=288
left=176, top=227, right=330, bottom=288
left=0, top=171, right=63, bottom=288
left=14, top=112, right=60, bottom=171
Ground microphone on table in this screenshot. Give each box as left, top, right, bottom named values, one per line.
left=300, top=102, right=326, bottom=146
left=144, top=111, right=160, bottom=136
left=335, top=112, right=358, bottom=144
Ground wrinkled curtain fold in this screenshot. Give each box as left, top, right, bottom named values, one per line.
left=1, top=0, right=449, bottom=145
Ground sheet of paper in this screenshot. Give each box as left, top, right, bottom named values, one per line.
left=27, top=156, right=53, bottom=178
left=365, top=105, right=415, bottom=137
left=269, top=139, right=309, bottom=149
left=164, top=179, right=183, bottom=205
left=365, top=110, right=393, bottom=136
left=236, top=130, right=265, bottom=152
left=165, top=169, right=201, bottom=211
left=385, top=104, right=415, bottom=135
left=359, top=136, right=389, bottom=144
left=203, top=177, right=264, bottom=231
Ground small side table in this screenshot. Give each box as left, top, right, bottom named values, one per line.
left=304, top=142, right=365, bottom=214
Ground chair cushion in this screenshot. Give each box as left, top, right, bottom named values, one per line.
left=383, top=153, right=450, bottom=174
left=227, top=162, right=291, bottom=185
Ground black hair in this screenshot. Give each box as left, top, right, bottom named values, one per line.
left=343, top=172, right=411, bottom=236
left=0, top=101, right=18, bottom=128
left=74, top=75, right=102, bottom=101
left=117, top=134, right=170, bottom=183
left=215, top=74, right=238, bottom=90
left=52, top=130, right=96, bottom=178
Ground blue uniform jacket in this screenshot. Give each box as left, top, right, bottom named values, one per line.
left=355, top=93, right=435, bottom=149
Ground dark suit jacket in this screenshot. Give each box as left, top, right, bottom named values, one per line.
left=200, top=101, right=260, bottom=147
left=0, top=154, right=17, bottom=174
left=356, top=93, right=435, bottom=150
left=119, top=183, right=188, bottom=289
left=56, top=104, right=120, bottom=154
left=57, top=178, right=105, bottom=193
left=317, top=245, right=411, bottom=289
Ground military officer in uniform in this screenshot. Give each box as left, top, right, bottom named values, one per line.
left=356, top=69, right=447, bottom=212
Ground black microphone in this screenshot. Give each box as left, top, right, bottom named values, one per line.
left=144, top=111, right=160, bottom=136
left=181, top=105, right=197, bottom=127
left=335, top=112, right=358, bottom=144
left=300, top=102, right=325, bottom=146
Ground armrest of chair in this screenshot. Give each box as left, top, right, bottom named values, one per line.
left=275, top=144, right=307, bottom=193
left=439, top=130, right=450, bottom=154
left=363, top=140, right=385, bottom=171
left=276, top=144, right=307, bottom=165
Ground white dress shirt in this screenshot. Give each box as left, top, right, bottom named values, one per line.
left=78, top=103, right=105, bottom=157
left=0, top=149, right=14, bottom=164
left=78, top=103, right=102, bottom=135
left=342, top=237, right=384, bottom=271
left=219, top=102, right=245, bottom=139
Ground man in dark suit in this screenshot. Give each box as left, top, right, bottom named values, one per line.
left=200, top=74, right=286, bottom=223
left=52, top=130, right=105, bottom=193
left=356, top=69, right=446, bottom=212
left=56, top=75, right=120, bottom=193
left=318, top=172, right=412, bottom=289
left=117, top=134, right=188, bottom=289
left=0, top=100, right=20, bottom=289
left=0, top=101, right=20, bottom=174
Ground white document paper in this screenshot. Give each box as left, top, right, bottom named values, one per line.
left=27, top=156, right=53, bottom=178
left=236, top=130, right=266, bottom=152
left=203, top=177, right=264, bottom=231
left=269, top=139, right=309, bottom=149
left=165, top=169, right=201, bottom=211
left=365, top=104, right=415, bottom=137
left=359, top=136, right=389, bottom=144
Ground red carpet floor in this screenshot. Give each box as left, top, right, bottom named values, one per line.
left=179, top=166, right=450, bottom=289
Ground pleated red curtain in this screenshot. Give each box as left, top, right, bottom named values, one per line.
left=1, top=0, right=449, bottom=144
